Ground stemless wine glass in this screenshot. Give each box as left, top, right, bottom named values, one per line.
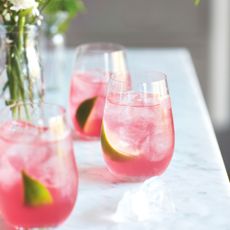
left=0, top=102, right=78, bottom=229
left=101, top=71, right=175, bottom=181
left=69, top=42, right=129, bottom=140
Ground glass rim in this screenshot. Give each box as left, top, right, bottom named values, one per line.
left=0, top=102, right=68, bottom=144
left=108, top=70, right=169, bottom=98
left=0, top=101, right=66, bottom=116
left=110, top=70, right=168, bottom=83
left=76, top=42, right=126, bottom=54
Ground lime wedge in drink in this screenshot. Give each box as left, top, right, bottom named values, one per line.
left=22, top=171, right=53, bottom=206
left=101, top=124, right=137, bottom=161
left=75, top=97, right=97, bottom=129
left=83, top=113, right=102, bottom=136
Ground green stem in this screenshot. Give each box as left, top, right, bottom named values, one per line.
left=14, top=55, right=26, bottom=101
left=40, top=0, right=53, bottom=12
left=22, top=30, right=33, bottom=103
left=14, top=53, right=30, bottom=119
left=4, top=19, right=41, bottom=119
left=18, top=16, right=25, bottom=51
left=6, top=46, right=16, bottom=103
left=5, top=17, right=31, bottom=118
left=18, top=17, right=35, bottom=119
left=17, top=17, right=28, bottom=107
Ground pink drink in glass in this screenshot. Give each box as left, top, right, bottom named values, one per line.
left=69, top=71, right=107, bottom=139
left=0, top=120, right=78, bottom=228
left=101, top=93, right=174, bottom=179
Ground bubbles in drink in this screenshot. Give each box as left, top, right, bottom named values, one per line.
left=102, top=92, right=174, bottom=178
left=0, top=119, right=78, bottom=228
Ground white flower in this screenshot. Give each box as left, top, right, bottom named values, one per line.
left=4, top=13, right=11, bottom=21
left=9, top=0, right=38, bottom=11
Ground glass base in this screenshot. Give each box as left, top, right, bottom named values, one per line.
left=106, top=166, right=155, bottom=183
left=16, top=227, right=54, bottom=230
left=72, top=129, right=100, bottom=141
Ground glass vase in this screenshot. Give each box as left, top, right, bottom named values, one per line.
left=40, top=32, right=65, bottom=91
left=40, top=12, right=68, bottom=91
left=0, top=25, right=44, bottom=106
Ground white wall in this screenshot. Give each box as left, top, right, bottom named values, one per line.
left=209, top=0, right=230, bottom=130
left=67, top=0, right=209, bottom=98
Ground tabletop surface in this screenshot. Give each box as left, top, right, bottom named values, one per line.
left=1, top=48, right=230, bottom=229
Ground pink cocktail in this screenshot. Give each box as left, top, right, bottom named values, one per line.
left=69, top=43, right=129, bottom=140
left=101, top=72, right=175, bottom=180
left=69, top=71, right=107, bottom=139
left=0, top=103, right=78, bottom=229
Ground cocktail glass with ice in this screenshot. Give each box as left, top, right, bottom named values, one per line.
left=69, top=43, right=129, bottom=140
left=0, top=102, right=78, bottom=229
left=101, top=71, right=175, bottom=180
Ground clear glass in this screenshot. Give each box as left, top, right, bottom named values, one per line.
left=101, top=71, right=175, bottom=181
left=0, top=25, right=44, bottom=105
left=69, top=42, right=130, bottom=140
left=40, top=29, right=66, bottom=91
left=0, top=102, right=78, bottom=229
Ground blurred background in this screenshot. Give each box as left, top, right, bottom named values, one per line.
left=65, top=0, right=230, bottom=176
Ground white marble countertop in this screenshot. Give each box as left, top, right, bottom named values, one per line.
left=61, top=48, right=230, bottom=229
left=1, top=48, right=230, bottom=229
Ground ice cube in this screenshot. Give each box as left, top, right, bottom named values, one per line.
left=2, top=121, right=40, bottom=143
left=114, top=177, right=175, bottom=222
left=0, top=155, right=18, bottom=187
left=36, top=154, right=68, bottom=188
left=147, top=132, right=173, bottom=161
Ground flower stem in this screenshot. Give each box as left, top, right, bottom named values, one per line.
left=18, top=16, right=25, bottom=51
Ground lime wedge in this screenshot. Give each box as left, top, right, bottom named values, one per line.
left=101, top=124, right=135, bottom=161
left=22, top=171, right=53, bottom=206
left=76, top=97, right=97, bottom=129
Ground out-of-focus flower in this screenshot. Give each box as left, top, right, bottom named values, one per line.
left=9, top=0, right=38, bottom=11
